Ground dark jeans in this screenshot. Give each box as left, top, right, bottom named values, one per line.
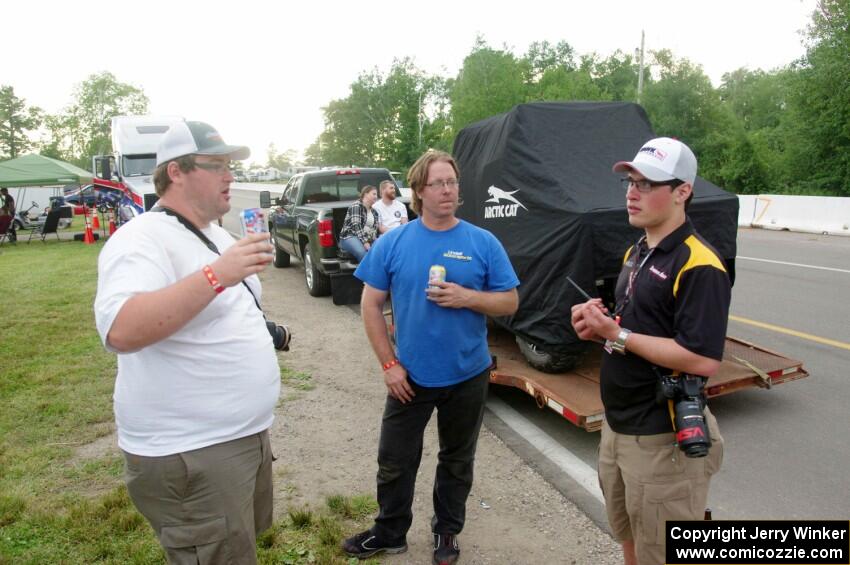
left=372, top=369, right=489, bottom=542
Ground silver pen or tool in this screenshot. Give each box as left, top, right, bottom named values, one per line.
left=565, top=276, right=594, bottom=301
left=567, top=276, right=616, bottom=320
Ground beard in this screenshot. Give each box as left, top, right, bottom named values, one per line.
left=384, top=190, right=396, bottom=201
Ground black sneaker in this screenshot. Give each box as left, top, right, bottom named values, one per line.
left=433, top=533, right=460, bottom=565
left=341, top=529, right=407, bottom=559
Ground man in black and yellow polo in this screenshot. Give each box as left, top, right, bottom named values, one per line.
left=571, top=137, right=730, bottom=565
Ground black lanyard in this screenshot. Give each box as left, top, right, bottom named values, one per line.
left=151, top=206, right=263, bottom=312
left=613, top=236, right=655, bottom=321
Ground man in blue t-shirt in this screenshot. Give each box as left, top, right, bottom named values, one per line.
left=342, top=150, right=519, bottom=565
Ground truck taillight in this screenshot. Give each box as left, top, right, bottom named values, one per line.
left=318, top=219, right=334, bottom=247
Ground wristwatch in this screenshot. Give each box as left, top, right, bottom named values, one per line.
left=606, top=328, right=632, bottom=355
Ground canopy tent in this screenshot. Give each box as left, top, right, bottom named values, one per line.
left=0, top=154, right=93, bottom=187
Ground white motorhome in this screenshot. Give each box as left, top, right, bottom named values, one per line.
left=256, top=167, right=285, bottom=182
left=92, top=115, right=184, bottom=215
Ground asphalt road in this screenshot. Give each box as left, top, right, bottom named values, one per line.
left=490, top=228, right=850, bottom=521
left=224, top=189, right=850, bottom=522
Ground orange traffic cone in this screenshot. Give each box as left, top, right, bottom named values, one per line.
left=83, top=210, right=95, bottom=245
left=91, top=207, right=100, bottom=230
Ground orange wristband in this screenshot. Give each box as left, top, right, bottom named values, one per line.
left=202, top=265, right=225, bottom=294
left=382, top=358, right=400, bottom=371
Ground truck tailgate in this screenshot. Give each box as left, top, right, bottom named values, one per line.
left=487, top=328, right=809, bottom=432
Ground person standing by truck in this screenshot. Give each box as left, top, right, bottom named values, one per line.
left=373, top=179, right=408, bottom=234
left=339, top=185, right=380, bottom=261
left=342, top=150, right=519, bottom=565
left=94, top=121, right=279, bottom=564
left=570, top=137, right=729, bottom=565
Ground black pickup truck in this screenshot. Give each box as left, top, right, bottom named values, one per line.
left=265, top=167, right=399, bottom=298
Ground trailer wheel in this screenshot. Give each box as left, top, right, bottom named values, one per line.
left=515, top=336, right=580, bottom=373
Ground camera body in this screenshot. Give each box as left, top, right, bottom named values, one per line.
left=657, top=373, right=711, bottom=458
left=266, top=321, right=292, bottom=351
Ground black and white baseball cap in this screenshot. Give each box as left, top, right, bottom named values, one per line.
left=612, top=137, right=697, bottom=186
left=156, top=121, right=250, bottom=166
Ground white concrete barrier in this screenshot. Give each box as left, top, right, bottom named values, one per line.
left=737, top=195, right=758, bottom=226
left=746, top=194, right=850, bottom=236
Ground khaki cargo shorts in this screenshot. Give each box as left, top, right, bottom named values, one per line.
left=123, top=429, right=274, bottom=565
left=598, top=408, right=723, bottom=565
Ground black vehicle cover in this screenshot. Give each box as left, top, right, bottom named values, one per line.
left=453, top=101, right=738, bottom=354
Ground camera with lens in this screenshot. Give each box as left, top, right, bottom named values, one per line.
left=266, top=321, right=292, bottom=351
left=656, top=372, right=711, bottom=458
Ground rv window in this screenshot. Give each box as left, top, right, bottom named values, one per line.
left=123, top=154, right=157, bottom=177
left=136, top=126, right=170, bottom=134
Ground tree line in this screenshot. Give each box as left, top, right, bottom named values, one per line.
left=305, top=1, right=848, bottom=197
left=1, top=1, right=847, bottom=196
left=0, top=73, right=149, bottom=170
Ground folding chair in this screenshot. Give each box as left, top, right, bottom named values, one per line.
left=27, top=209, right=62, bottom=243
left=0, top=215, right=14, bottom=246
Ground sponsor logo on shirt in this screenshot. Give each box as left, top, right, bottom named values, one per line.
left=483, top=185, right=527, bottom=219
left=649, top=265, right=668, bottom=280
left=443, top=250, right=472, bottom=261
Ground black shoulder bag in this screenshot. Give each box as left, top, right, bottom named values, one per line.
left=151, top=206, right=291, bottom=351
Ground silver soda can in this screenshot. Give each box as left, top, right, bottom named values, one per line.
left=428, top=264, right=446, bottom=289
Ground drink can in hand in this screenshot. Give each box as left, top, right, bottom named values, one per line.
left=429, top=264, right=446, bottom=290
left=240, top=208, right=267, bottom=236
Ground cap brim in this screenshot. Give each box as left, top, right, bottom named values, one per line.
left=612, top=161, right=676, bottom=182
left=196, top=144, right=251, bottom=161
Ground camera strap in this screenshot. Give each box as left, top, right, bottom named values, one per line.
left=150, top=206, right=264, bottom=313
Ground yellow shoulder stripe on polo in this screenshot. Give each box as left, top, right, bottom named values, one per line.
left=673, top=235, right=727, bottom=297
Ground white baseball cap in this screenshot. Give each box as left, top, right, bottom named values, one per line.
left=156, top=121, right=250, bottom=166
left=612, top=137, right=697, bottom=186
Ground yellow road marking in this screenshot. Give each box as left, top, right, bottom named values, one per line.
left=729, top=315, right=850, bottom=351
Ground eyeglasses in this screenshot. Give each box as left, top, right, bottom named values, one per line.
left=194, top=161, right=232, bottom=175
left=424, top=179, right=459, bottom=189
left=621, top=177, right=683, bottom=193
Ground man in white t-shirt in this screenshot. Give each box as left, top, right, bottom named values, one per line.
left=373, top=179, right=409, bottom=234
left=94, top=121, right=279, bottom=564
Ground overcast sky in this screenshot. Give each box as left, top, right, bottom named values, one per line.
left=5, top=0, right=817, bottom=166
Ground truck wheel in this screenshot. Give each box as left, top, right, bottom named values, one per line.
left=515, top=336, right=580, bottom=373
left=272, top=234, right=290, bottom=268
left=304, top=248, right=331, bottom=296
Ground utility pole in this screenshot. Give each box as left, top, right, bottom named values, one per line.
left=418, top=90, right=423, bottom=148
left=636, top=29, right=645, bottom=105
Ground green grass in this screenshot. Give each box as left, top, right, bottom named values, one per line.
left=281, top=366, right=315, bottom=391
left=0, top=240, right=377, bottom=564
